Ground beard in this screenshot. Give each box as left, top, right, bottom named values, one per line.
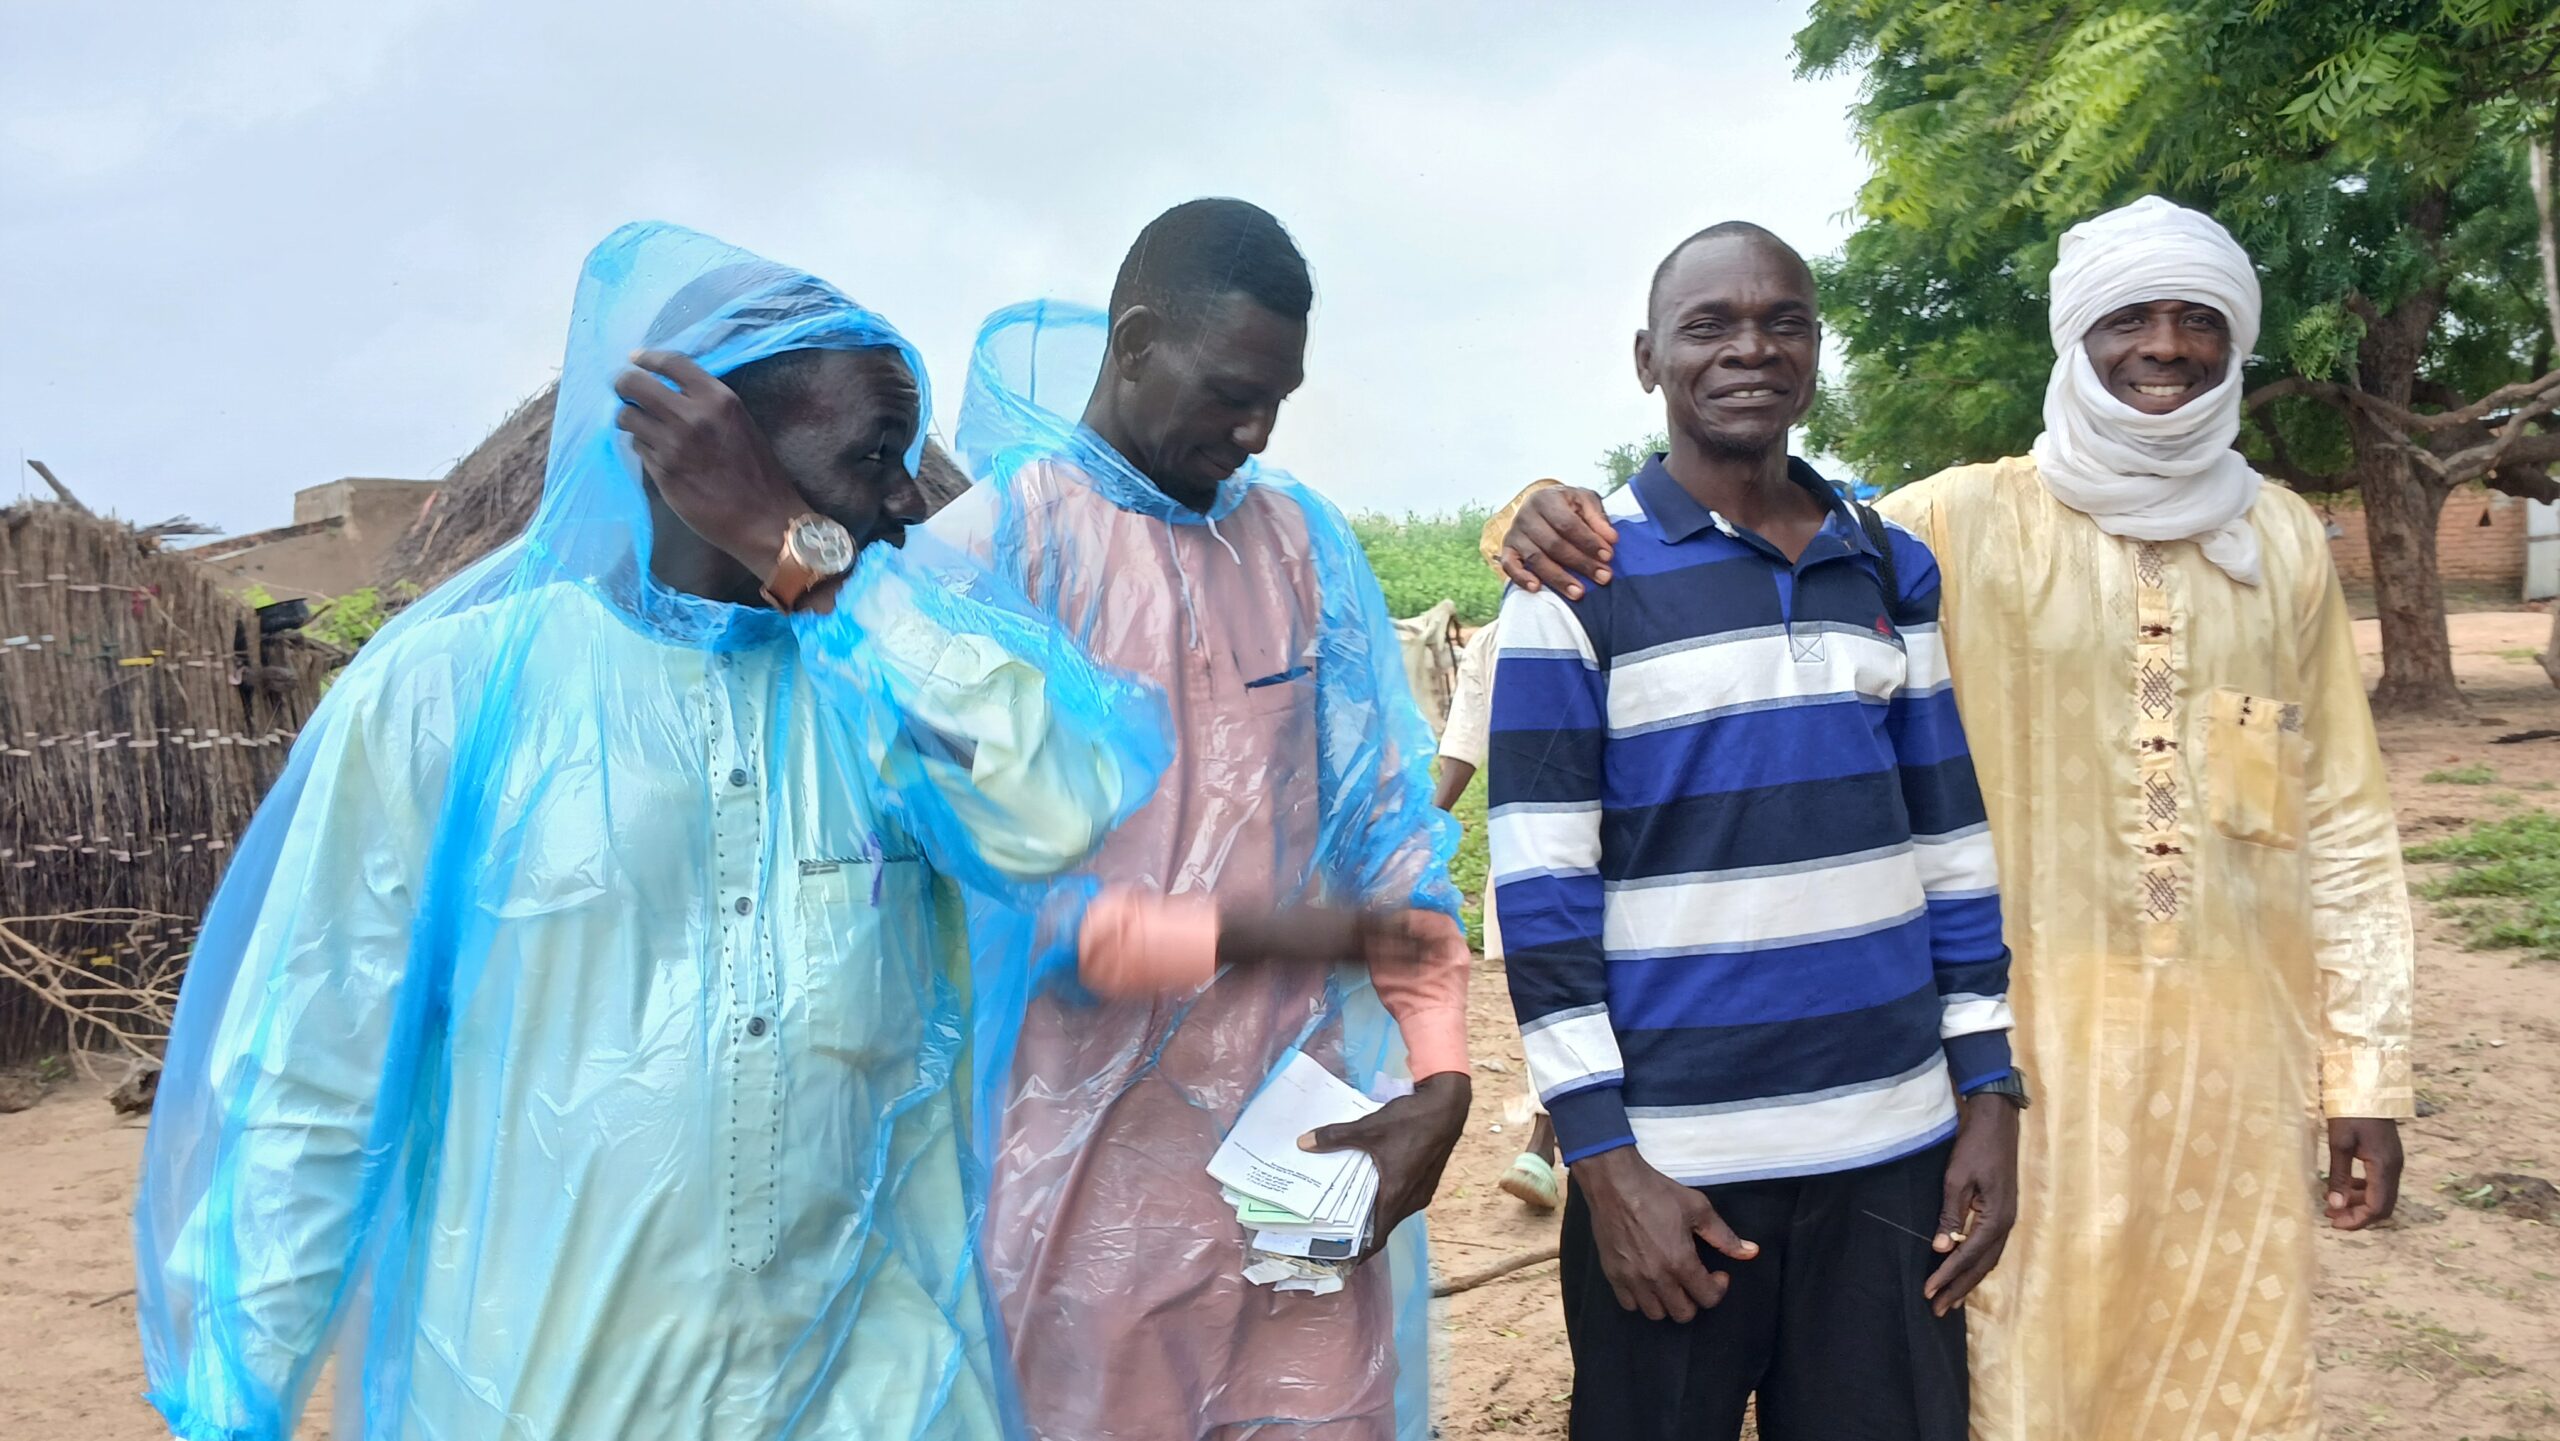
left=1682, top=414, right=1791, bottom=461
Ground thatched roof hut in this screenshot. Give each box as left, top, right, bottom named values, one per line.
left=382, top=384, right=975, bottom=595
left=0, top=503, right=338, bottom=1064
left=381, top=383, right=557, bottom=594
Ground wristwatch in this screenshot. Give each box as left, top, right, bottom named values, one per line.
left=1971, top=1070, right=2032, bottom=1109
left=760, top=513, right=858, bottom=613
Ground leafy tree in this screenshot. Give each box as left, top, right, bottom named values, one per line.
left=1599, top=432, right=1667, bottom=493
left=1798, top=0, right=2560, bottom=712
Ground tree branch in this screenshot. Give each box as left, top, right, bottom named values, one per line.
left=2403, top=368, right=2560, bottom=434
left=2311, top=369, right=2560, bottom=495
left=2244, top=376, right=2350, bottom=413
left=2238, top=372, right=2560, bottom=493
left=2430, top=390, right=2560, bottom=488
left=24, top=460, right=92, bottom=516
left=2342, top=398, right=2454, bottom=486
left=2481, top=425, right=2559, bottom=500
left=2486, top=464, right=2560, bottom=503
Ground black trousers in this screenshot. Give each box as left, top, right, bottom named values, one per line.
left=1558, top=1141, right=1967, bottom=1441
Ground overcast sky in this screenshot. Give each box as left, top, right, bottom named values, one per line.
left=0, top=1, right=1867, bottom=537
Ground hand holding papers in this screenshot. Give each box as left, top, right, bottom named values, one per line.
left=1208, top=1050, right=1386, bottom=1291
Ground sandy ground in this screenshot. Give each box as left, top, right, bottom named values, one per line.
left=4, top=612, right=2555, bottom=1441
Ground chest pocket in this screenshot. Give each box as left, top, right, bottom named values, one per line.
left=1236, top=659, right=1317, bottom=719
left=792, top=854, right=932, bottom=1070
left=2202, top=688, right=2306, bottom=850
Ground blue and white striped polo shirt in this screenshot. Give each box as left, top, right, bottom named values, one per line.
left=1489, top=457, right=2012, bottom=1187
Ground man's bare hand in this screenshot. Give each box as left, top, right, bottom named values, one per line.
left=1496, top=485, right=1617, bottom=600
left=1573, top=1145, right=1758, bottom=1322
left=2326, top=1117, right=2403, bottom=1230
left=1925, top=1093, right=2019, bottom=1315
left=613, top=350, right=801, bottom=575
left=1303, top=1071, right=1471, bottom=1261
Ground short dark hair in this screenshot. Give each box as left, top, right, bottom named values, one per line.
left=1107, top=198, right=1313, bottom=334
left=1647, top=221, right=1812, bottom=325
left=722, top=348, right=828, bottom=431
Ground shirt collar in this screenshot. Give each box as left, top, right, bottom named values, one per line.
left=1630, top=454, right=1874, bottom=556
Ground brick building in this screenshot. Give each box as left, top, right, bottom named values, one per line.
left=2316, top=487, right=2557, bottom=598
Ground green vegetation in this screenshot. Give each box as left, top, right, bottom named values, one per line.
left=1598, top=432, right=1667, bottom=494
left=2423, top=764, right=2500, bottom=785
left=1353, top=433, right=1678, bottom=626
left=1350, top=508, right=1502, bottom=625
left=2363, top=1314, right=2512, bottom=1383
left=304, top=586, right=406, bottom=652
left=2407, top=811, right=2560, bottom=960
left=234, top=582, right=404, bottom=653
left=1448, top=767, right=1490, bottom=950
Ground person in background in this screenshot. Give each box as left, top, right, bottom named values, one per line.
left=1489, top=196, right=2414, bottom=1441
left=1490, top=221, right=2017, bottom=1441
left=1432, top=486, right=1559, bottom=1211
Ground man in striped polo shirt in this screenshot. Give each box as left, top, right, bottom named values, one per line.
left=1488, top=222, right=2017, bottom=1441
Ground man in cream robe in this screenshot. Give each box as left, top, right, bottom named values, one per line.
left=1484, top=197, right=2414, bottom=1439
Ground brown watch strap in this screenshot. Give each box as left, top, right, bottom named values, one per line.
left=760, top=514, right=852, bottom=615
left=760, top=547, right=825, bottom=613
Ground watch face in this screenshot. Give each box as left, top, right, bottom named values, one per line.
left=791, top=516, right=856, bottom=575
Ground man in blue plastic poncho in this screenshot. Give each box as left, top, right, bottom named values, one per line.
left=936, top=199, right=1475, bottom=1441
left=132, top=223, right=1385, bottom=1441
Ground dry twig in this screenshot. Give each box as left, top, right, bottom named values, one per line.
left=1432, top=1244, right=1562, bottom=1297
left=25, top=460, right=93, bottom=515
left=0, top=909, right=190, bottom=1076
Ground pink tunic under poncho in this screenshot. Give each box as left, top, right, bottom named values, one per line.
left=929, top=456, right=1468, bottom=1441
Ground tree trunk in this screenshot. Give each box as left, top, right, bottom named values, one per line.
left=2534, top=127, right=2560, bottom=692
left=2362, top=452, right=2461, bottom=712
left=2355, top=189, right=2463, bottom=715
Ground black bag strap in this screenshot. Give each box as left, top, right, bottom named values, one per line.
left=1853, top=500, right=1903, bottom=623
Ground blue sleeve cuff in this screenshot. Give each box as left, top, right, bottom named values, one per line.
left=1547, top=1083, right=1635, bottom=1163
left=1944, top=1030, right=2014, bottom=1093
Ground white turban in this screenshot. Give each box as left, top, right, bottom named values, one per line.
left=2031, top=196, right=2267, bottom=585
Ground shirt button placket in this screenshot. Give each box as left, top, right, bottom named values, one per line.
left=713, top=654, right=781, bottom=1271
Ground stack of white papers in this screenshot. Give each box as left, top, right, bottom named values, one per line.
left=1208, top=1050, right=1383, bottom=1289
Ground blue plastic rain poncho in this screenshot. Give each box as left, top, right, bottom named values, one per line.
left=134, top=226, right=1164, bottom=1441
left=935, top=301, right=1466, bottom=1441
